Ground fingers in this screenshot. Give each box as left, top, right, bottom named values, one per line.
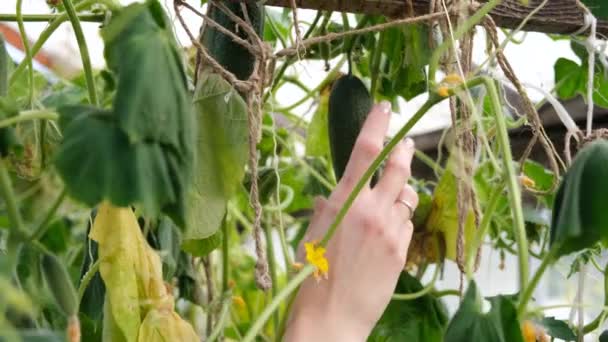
left=373, top=138, right=415, bottom=205
left=392, top=185, right=419, bottom=224
left=337, top=101, right=392, bottom=195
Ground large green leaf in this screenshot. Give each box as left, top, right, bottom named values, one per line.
left=54, top=106, right=184, bottom=224
left=102, top=0, right=193, bottom=154
left=185, top=71, right=248, bottom=243
left=550, top=140, right=608, bottom=257
left=444, top=282, right=524, bottom=342
left=554, top=55, right=608, bottom=108
left=369, top=272, right=448, bottom=342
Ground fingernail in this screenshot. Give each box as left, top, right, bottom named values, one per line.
left=379, top=101, right=391, bottom=114
left=405, top=137, right=415, bottom=148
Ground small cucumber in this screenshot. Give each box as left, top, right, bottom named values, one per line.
left=328, top=74, right=377, bottom=184
left=41, top=254, right=78, bottom=316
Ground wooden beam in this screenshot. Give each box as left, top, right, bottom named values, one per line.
left=260, top=0, right=608, bottom=36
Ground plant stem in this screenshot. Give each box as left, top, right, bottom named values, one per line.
left=264, top=10, right=323, bottom=102
left=264, top=221, right=280, bottom=336
left=242, top=265, right=314, bottom=342
left=9, top=0, right=98, bottom=85
left=466, top=185, right=503, bottom=279
left=221, top=221, right=229, bottom=294
left=29, top=189, right=67, bottom=241
left=484, top=78, right=529, bottom=292
left=369, top=30, right=385, bottom=96
left=77, top=259, right=100, bottom=304
left=392, top=267, right=440, bottom=300
left=433, top=289, right=461, bottom=297
left=62, top=0, right=98, bottom=105
left=414, top=149, right=444, bottom=176
left=0, top=158, right=26, bottom=276
left=0, top=110, right=59, bottom=129
left=582, top=262, right=608, bottom=333
left=517, top=247, right=557, bottom=317
left=16, top=0, right=33, bottom=108
left=0, top=13, right=104, bottom=22
left=208, top=294, right=231, bottom=342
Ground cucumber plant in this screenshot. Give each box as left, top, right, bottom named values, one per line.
left=0, top=0, right=607, bottom=341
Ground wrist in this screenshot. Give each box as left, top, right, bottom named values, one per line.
left=284, top=306, right=370, bottom=342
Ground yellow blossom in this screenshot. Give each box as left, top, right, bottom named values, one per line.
left=232, top=296, right=246, bottom=310
left=521, top=320, right=549, bottom=342
left=443, top=73, right=464, bottom=85
left=519, top=174, right=536, bottom=189
left=305, top=242, right=329, bottom=281
left=437, top=86, right=450, bottom=98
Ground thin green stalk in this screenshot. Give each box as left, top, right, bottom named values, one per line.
left=369, top=31, right=385, bottom=96
left=466, top=185, right=503, bottom=279
left=414, top=149, right=444, bottom=176
left=484, top=78, right=529, bottom=292
left=77, top=258, right=100, bottom=304
left=208, top=294, right=231, bottom=342
left=62, top=0, right=98, bottom=105
left=0, top=13, right=104, bottom=22
left=0, top=110, right=59, bottom=129
left=517, top=247, right=557, bottom=316
left=16, top=0, right=33, bottom=108
left=432, top=289, right=461, bottom=297
left=275, top=57, right=346, bottom=113
left=264, top=222, right=280, bottom=336
left=221, top=221, right=229, bottom=294
left=392, top=267, right=440, bottom=300
left=9, top=0, right=98, bottom=85
left=428, top=0, right=501, bottom=83
left=264, top=10, right=323, bottom=102
left=242, top=265, right=314, bottom=342
left=0, top=159, right=25, bottom=235
left=29, top=189, right=67, bottom=241
left=582, top=262, right=608, bottom=333
left=266, top=11, right=288, bottom=49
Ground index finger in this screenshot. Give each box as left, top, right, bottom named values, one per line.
left=339, top=101, right=392, bottom=192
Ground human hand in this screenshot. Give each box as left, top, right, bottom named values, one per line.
left=284, top=101, right=419, bottom=341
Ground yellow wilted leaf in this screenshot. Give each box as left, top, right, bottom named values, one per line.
left=138, top=308, right=200, bottom=342
left=421, top=155, right=477, bottom=262
left=90, top=202, right=173, bottom=342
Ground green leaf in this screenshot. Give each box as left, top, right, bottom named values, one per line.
left=550, top=141, right=608, bottom=258
left=54, top=106, right=185, bottom=224
left=580, top=0, right=608, bottom=20
left=102, top=1, right=193, bottom=153
left=540, top=317, right=577, bottom=341
left=601, top=329, right=608, bottom=342
left=0, top=330, right=66, bottom=342
left=444, top=282, right=524, bottom=342
left=185, top=71, right=248, bottom=242
left=555, top=58, right=585, bottom=100
left=306, top=86, right=331, bottom=158
left=369, top=272, right=448, bottom=342
left=181, top=230, right=222, bottom=257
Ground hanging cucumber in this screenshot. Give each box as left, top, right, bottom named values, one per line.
left=41, top=254, right=78, bottom=317
left=328, top=73, right=378, bottom=184
left=201, top=2, right=264, bottom=81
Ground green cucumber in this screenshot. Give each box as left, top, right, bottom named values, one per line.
left=201, top=2, right=264, bottom=81
left=328, top=74, right=377, bottom=183
left=41, top=254, right=78, bottom=316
